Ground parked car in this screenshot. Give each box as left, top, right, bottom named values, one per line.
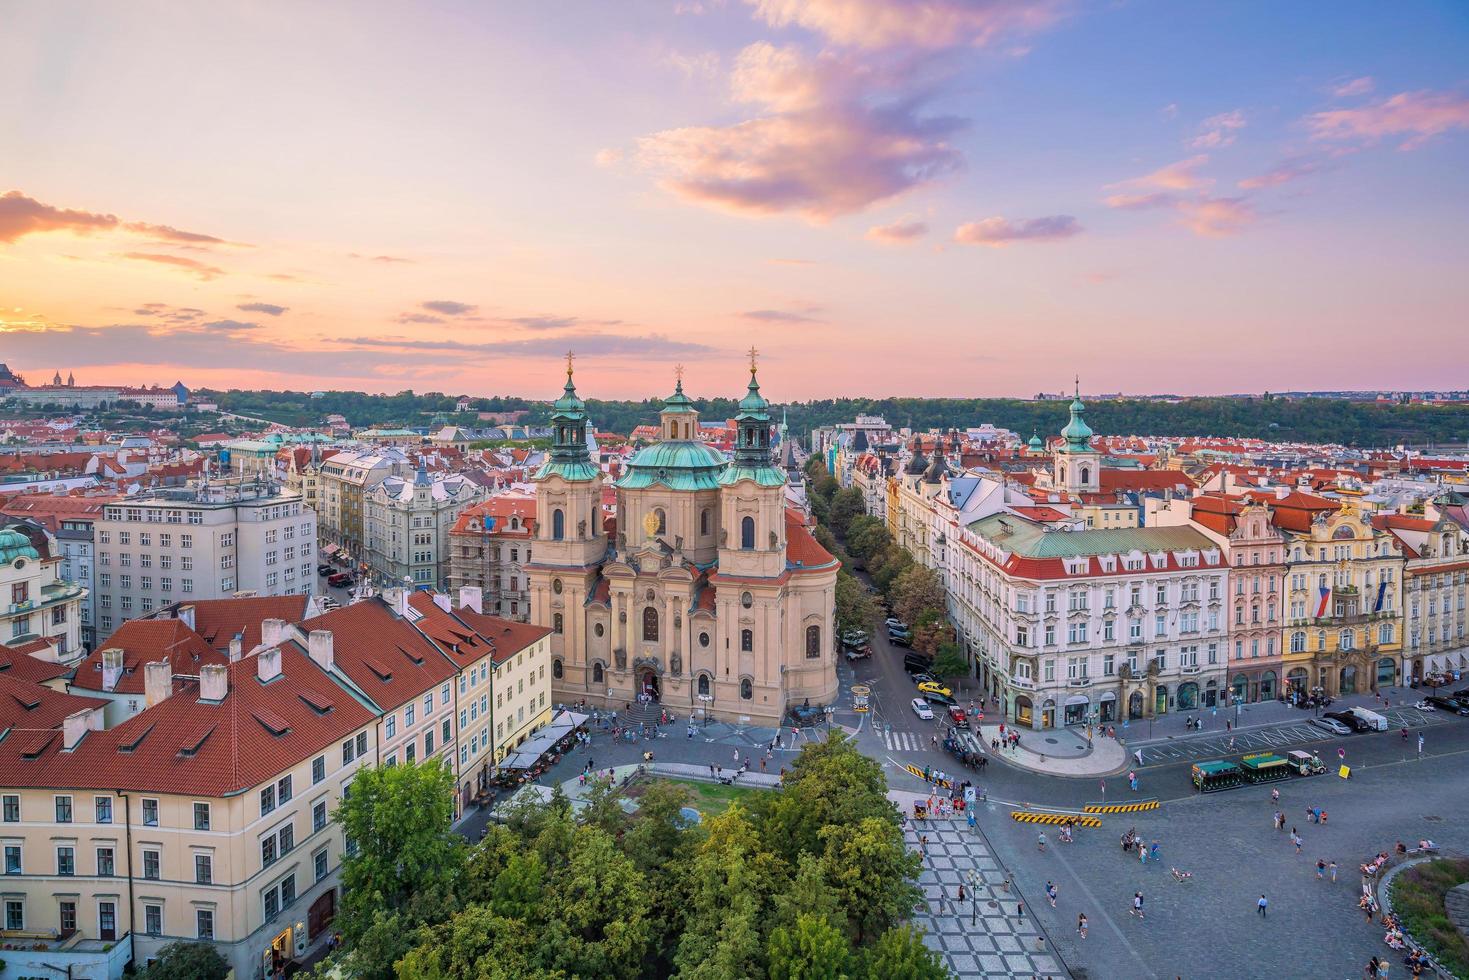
left=840, top=629, right=868, bottom=647
left=843, top=645, right=872, bottom=662
left=911, top=698, right=935, bottom=721
left=1322, top=710, right=1370, bottom=732
left=1423, top=695, right=1469, bottom=716
left=888, top=632, right=913, bottom=648
left=916, top=681, right=953, bottom=699
left=1310, top=716, right=1352, bottom=736
left=911, top=672, right=937, bottom=687
left=316, top=564, right=333, bottom=576
left=947, top=705, right=969, bottom=729
left=327, top=572, right=355, bottom=588
left=903, top=657, right=932, bottom=675
left=922, top=690, right=958, bottom=708
left=885, top=617, right=907, bottom=630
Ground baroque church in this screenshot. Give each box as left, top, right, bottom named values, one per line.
left=527, top=355, right=839, bottom=725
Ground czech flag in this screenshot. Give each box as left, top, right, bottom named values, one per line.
left=1315, top=585, right=1332, bottom=618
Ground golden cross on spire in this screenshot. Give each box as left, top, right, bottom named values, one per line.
left=565, top=350, right=575, bottom=378
left=748, top=345, right=759, bottom=375
left=674, top=363, right=685, bottom=384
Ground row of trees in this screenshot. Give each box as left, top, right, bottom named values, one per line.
left=329, top=736, right=948, bottom=979
left=209, top=386, right=1469, bottom=446
left=802, top=459, right=968, bottom=682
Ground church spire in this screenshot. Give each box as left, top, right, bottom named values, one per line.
left=1061, top=376, right=1093, bottom=453
left=546, top=351, right=591, bottom=466
left=733, top=348, right=772, bottom=466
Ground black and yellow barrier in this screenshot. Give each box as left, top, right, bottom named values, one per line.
left=1010, top=811, right=1101, bottom=827
left=1083, top=799, right=1160, bottom=814
left=904, top=764, right=955, bottom=789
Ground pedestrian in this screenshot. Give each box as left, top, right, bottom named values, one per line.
left=1131, top=892, right=1145, bottom=920
left=919, top=834, right=928, bottom=859
left=1128, top=769, right=1137, bottom=792
left=1271, top=787, right=1280, bottom=804
left=1077, top=913, right=1088, bottom=939
left=1150, top=840, right=1160, bottom=860
left=1002, top=873, right=1012, bottom=893
left=1100, top=778, right=1107, bottom=797
left=932, top=734, right=938, bottom=749
left=957, top=882, right=966, bottom=910
left=1292, top=829, right=1302, bottom=855
left=1367, top=955, right=1381, bottom=978
left=1417, top=733, right=1424, bottom=756
left=1317, top=858, right=1326, bottom=879
left=709, top=763, right=716, bottom=777
left=1015, top=900, right=1024, bottom=922
left=1139, top=841, right=1147, bottom=864
left=1045, top=881, right=1057, bottom=908
left=1329, top=860, right=1338, bottom=882
left=733, top=748, right=740, bottom=764
left=760, top=757, right=766, bottom=773
left=1257, top=894, right=1268, bottom=917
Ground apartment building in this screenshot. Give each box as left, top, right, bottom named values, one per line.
left=958, top=515, right=1229, bottom=728
left=362, top=467, right=484, bottom=589
left=0, top=495, right=111, bottom=649
left=446, top=495, right=537, bottom=620
left=314, top=449, right=406, bottom=558
left=1372, top=507, right=1468, bottom=683
left=0, top=523, right=87, bottom=662
left=91, top=482, right=316, bottom=636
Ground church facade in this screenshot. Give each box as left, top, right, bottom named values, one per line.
left=526, top=358, right=839, bottom=725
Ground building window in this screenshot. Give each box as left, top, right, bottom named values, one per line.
left=552, top=508, right=565, bottom=540
left=4, top=844, right=20, bottom=875
left=315, top=848, right=329, bottom=882
left=197, top=909, right=214, bottom=940
left=56, top=846, right=74, bottom=875
left=313, top=800, right=328, bottom=833
left=655, top=509, right=666, bottom=535
left=642, top=607, right=659, bottom=642
left=552, top=659, right=563, bottom=680
left=55, top=796, right=72, bottom=823
left=700, top=509, right=710, bottom=536
left=2, top=795, right=17, bottom=822
left=805, top=625, right=821, bottom=659
left=553, top=613, right=563, bottom=634
left=143, top=849, right=160, bottom=880
left=741, top=629, right=753, bottom=652
left=5, top=900, right=22, bottom=930
left=195, top=853, right=212, bottom=883
left=697, top=673, right=710, bottom=696
left=193, top=802, right=210, bottom=831
left=96, top=847, right=114, bottom=876
left=741, top=516, right=755, bottom=550
left=312, top=756, right=325, bottom=784
left=144, top=903, right=162, bottom=936
left=592, top=662, right=604, bottom=684
left=59, top=900, right=76, bottom=933
left=740, top=678, right=753, bottom=699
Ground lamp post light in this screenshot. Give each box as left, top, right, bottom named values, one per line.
left=966, top=868, right=979, bottom=927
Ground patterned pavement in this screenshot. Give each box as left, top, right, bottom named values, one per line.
left=907, top=819, right=1071, bottom=979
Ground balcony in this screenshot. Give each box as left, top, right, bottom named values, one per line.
left=1180, top=664, right=1201, bottom=674
left=1009, top=675, right=1036, bottom=691
left=1066, top=676, right=1092, bottom=688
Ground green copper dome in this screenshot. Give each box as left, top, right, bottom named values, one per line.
left=0, top=528, right=40, bottom=565
left=1060, top=382, right=1094, bottom=453
left=736, top=371, right=770, bottom=418
left=661, top=379, right=698, bottom=415
left=537, top=356, right=599, bottom=482
left=1027, top=431, right=1043, bottom=451
left=617, top=440, right=728, bottom=491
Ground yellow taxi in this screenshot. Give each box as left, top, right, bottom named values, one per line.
left=916, top=681, right=952, bottom=699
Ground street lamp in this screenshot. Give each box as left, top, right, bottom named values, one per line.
left=966, top=868, right=979, bottom=926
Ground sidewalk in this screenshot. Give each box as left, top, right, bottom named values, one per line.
left=1123, top=685, right=1417, bottom=748
left=978, top=724, right=1127, bottom=778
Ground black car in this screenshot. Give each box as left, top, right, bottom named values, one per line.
left=1424, top=695, right=1469, bottom=716
left=922, top=690, right=958, bottom=708
left=1323, top=710, right=1370, bottom=732
left=903, top=657, right=932, bottom=675
left=889, top=632, right=913, bottom=648
left=317, top=564, right=333, bottom=576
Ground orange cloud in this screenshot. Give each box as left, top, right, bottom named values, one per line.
left=953, top=215, right=1081, bottom=247
left=747, top=0, right=1068, bottom=50
left=118, top=252, right=226, bottom=280
left=1190, top=110, right=1246, bottom=149
left=0, top=191, right=118, bottom=243
left=1308, top=89, right=1469, bottom=149
left=1103, top=157, right=1253, bottom=237
left=865, top=217, right=928, bottom=244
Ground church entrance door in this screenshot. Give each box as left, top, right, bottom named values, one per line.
left=639, top=670, right=661, bottom=702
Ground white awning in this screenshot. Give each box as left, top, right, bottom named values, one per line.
left=1097, top=691, right=1117, bottom=701
left=1064, top=694, right=1089, bottom=706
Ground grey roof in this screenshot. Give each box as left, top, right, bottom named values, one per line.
left=967, top=514, right=1216, bottom=558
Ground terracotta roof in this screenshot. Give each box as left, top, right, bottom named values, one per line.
left=450, top=496, right=537, bottom=535
left=1011, top=506, right=1071, bottom=522
left=72, top=620, right=225, bottom=695
left=0, top=673, right=107, bottom=731
left=0, top=494, right=113, bottom=531
left=1098, top=469, right=1196, bottom=494
left=0, top=642, right=70, bottom=686
left=298, top=598, right=458, bottom=710
left=0, top=647, right=376, bottom=795
left=449, top=607, right=552, bottom=665
left=1238, top=490, right=1339, bottom=532
left=405, top=592, right=497, bottom=669
left=171, top=595, right=310, bottom=653
left=785, top=509, right=837, bottom=571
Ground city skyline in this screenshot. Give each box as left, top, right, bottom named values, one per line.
left=3, top=1, right=1468, bottom=398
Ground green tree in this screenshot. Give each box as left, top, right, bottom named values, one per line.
left=927, top=641, right=970, bottom=681
left=828, top=487, right=866, bottom=533
left=870, top=546, right=913, bottom=596
left=835, top=571, right=878, bottom=634
left=757, top=734, right=897, bottom=866
left=335, top=760, right=466, bottom=978
left=859, top=925, right=950, bottom=980
left=893, top=564, right=945, bottom=629
left=813, top=473, right=840, bottom=501
left=768, top=912, right=854, bottom=980
left=674, top=806, right=777, bottom=980
left=137, top=941, right=230, bottom=980
left=548, top=827, right=653, bottom=980
left=820, top=817, right=923, bottom=944
left=773, top=853, right=845, bottom=932
left=397, top=904, right=565, bottom=980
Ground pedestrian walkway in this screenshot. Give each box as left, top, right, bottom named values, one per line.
left=1124, top=685, right=1418, bottom=747
left=903, top=818, right=1070, bottom=979
left=977, top=724, right=1127, bottom=778
left=883, top=729, right=928, bottom=752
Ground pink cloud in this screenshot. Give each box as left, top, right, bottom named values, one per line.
left=1331, top=76, right=1375, bottom=98
left=1237, top=157, right=1322, bottom=190
left=636, top=43, right=962, bottom=220
left=1114, top=155, right=1213, bottom=192
left=1176, top=197, right=1254, bottom=237
left=1103, top=157, right=1254, bottom=237
left=117, top=252, right=226, bottom=280
left=1190, top=109, right=1246, bottom=149
left=0, top=190, right=118, bottom=243
left=746, top=0, right=1068, bottom=50
left=1308, top=89, right=1469, bottom=150
left=953, top=214, right=1081, bottom=246
left=865, top=216, right=929, bottom=243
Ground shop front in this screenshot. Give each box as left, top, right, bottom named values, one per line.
left=1098, top=691, right=1117, bottom=722
left=1063, top=694, right=1089, bottom=725
left=1259, top=670, right=1277, bottom=701
left=1014, top=694, right=1034, bottom=727
left=1177, top=681, right=1199, bottom=711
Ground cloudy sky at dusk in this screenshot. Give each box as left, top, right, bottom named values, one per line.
left=3, top=1, right=1467, bottom=400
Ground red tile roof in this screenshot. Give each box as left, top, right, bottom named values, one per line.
left=298, top=598, right=458, bottom=710
left=0, top=673, right=107, bottom=731
left=449, top=607, right=552, bottom=665
left=72, top=620, right=225, bottom=695
left=785, top=509, right=837, bottom=571
left=167, top=595, right=309, bottom=653
left=406, top=592, right=498, bottom=669
left=1098, top=469, right=1196, bottom=494
left=0, top=647, right=376, bottom=795
left=0, top=642, right=70, bottom=686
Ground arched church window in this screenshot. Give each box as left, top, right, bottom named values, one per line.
left=655, top=509, right=667, bottom=534
left=700, top=509, right=710, bottom=536
left=741, top=516, right=755, bottom=550
left=740, top=678, right=753, bottom=700
left=592, top=662, right=604, bottom=684
left=552, top=659, right=563, bottom=680
left=741, top=629, right=753, bottom=652
left=1080, top=466, right=1090, bottom=485
left=806, top=625, right=821, bottom=659
left=553, top=613, right=563, bottom=634
left=552, top=509, right=564, bottom=540
left=697, top=674, right=710, bottom=696
left=643, top=607, right=659, bottom=642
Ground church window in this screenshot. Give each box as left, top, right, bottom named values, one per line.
left=552, top=659, right=563, bottom=680
left=655, top=509, right=666, bottom=535
left=643, top=607, right=659, bottom=642
left=740, top=629, right=753, bottom=652
left=552, top=509, right=564, bottom=540
left=553, top=613, right=563, bottom=634
left=740, top=678, right=753, bottom=700
left=552, top=579, right=563, bottom=594
left=592, top=662, right=604, bottom=684
left=594, top=623, right=604, bottom=637
left=700, top=509, right=710, bottom=536
left=697, top=674, right=710, bottom=697
left=698, top=631, right=710, bottom=647
left=741, top=591, right=753, bottom=609
left=1080, top=466, right=1090, bottom=485
left=805, top=625, right=821, bottom=659
left=741, top=516, right=755, bottom=550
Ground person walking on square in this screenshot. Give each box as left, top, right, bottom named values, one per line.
left=1317, top=858, right=1326, bottom=880
left=1330, top=860, right=1338, bottom=882
left=956, top=882, right=966, bottom=914
left=1257, top=894, right=1269, bottom=917
left=1131, top=892, right=1145, bottom=920
left=1045, top=881, right=1057, bottom=908
left=1077, top=913, right=1088, bottom=939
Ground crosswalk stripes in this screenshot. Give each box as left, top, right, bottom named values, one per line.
left=883, top=730, right=925, bottom=752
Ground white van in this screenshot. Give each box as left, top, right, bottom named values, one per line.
left=1348, top=706, right=1389, bottom=731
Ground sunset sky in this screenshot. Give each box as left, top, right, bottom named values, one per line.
left=3, top=1, right=1467, bottom=400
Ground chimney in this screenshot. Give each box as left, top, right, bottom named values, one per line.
left=257, top=647, right=282, bottom=683
left=63, top=709, right=91, bottom=750
left=176, top=603, right=196, bottom=630
left=383, top=587, right=402, bottom=615
left=199, top=662, right=229, bottom=701
left=144, top=659, right=173, bottom=707
left=101, top=648, right=124, bottom=692
left=228, top=634, right=243, bottom=662
left=432, top=592, right=452, bottom=613
left=1275, top=486, right=1289, bottom=500
left=261, top=618, right=286, bottom=649
left=307, top=630, right=335, bottom=672
left=400, top=577, right=413, bottom=617
left=458, top=586, right=483, bottom=614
